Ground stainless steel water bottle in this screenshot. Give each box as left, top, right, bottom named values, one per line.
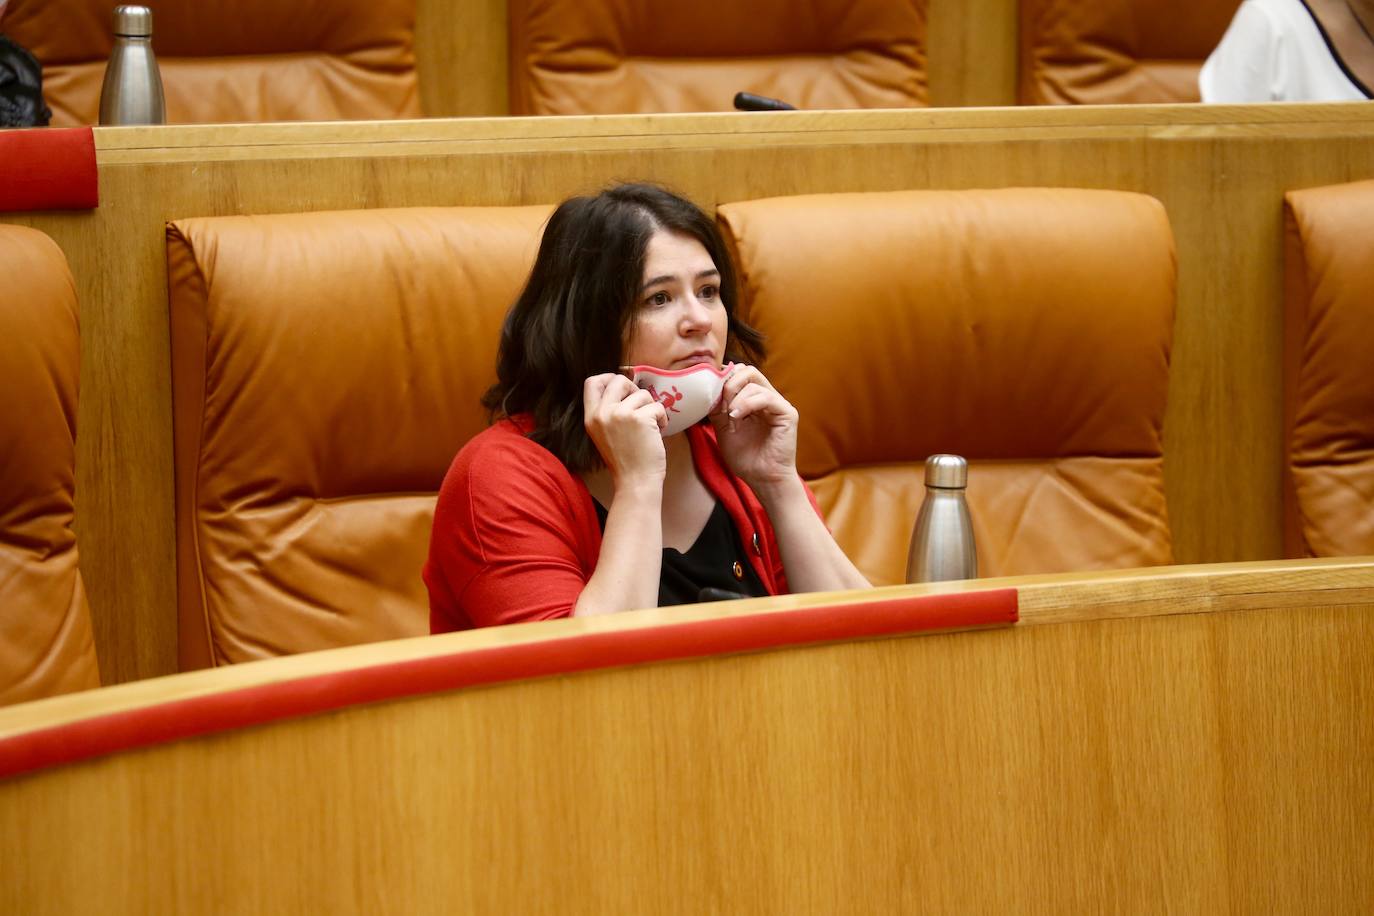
left=905, top=454, right=978, bottom=583
left=98, top=6, right=166, bottom=125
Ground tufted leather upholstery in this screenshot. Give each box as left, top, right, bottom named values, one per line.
left=1019, top=0, right=1241, bottom=104
left=718, top=188, right=1176, bottom=586
left=1282, top=179, right=1374, bottom=558
left=166, top=206, right=550, bottom=668
left=508, top=0, right=927, bottom=115
left=3, top=0, right=420, bottom=126
left=0, top=226, right=101, bottom=704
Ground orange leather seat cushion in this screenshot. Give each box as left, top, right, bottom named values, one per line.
left=1019, top=0, right=1241, bottom=104
left=1283, top=179, right=1374, bottom=557
left=4, top=0, right=420, bottom=125
left=0, top=226, right=101, bottom=704
left=718, top=188, right=1176, bottom=585
left=167, top=206, right=550, bottom=667
left=509, top=0, right=927, bottom=115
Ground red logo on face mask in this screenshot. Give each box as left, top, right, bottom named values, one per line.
left=645, top=384, right=684, bottom=413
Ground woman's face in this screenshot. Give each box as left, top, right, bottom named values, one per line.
left=622, top=228, right=728, bottom=370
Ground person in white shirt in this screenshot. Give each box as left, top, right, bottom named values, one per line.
left=1200, top=0, right=1373, bottom=101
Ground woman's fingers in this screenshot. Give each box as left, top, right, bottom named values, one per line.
left=586, top=373, right=664, bottom=432
left=585, top=374, right=649, bottom=415
left=720, top=364, right=773, bottom=401
left=583, top=373, right=613, bottom=415
left=610, top=388, right=655, bottom=422
left=584, top=373, right=635, bottom=413
left=711, top=363, right=793, bottom=434
left=608, top=389, right=655, bottom=426
left=723, top=382, right=783, bottom=420
left=636, top=400, right=669, bottom=431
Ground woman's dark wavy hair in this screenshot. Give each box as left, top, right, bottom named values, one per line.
left=483, top=182, right=766, bottom=472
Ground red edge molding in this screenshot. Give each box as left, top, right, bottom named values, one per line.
left=0, top=126, right=99, bottom=212
left=0, top=589, right=1017, bottom=780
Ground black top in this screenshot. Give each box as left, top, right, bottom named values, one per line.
left=592, top=499, right=769, bottom=607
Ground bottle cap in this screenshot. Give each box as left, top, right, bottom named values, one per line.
left=113, top=5, right=153, bottom=37
left=924, top=454, right=968, bottom=489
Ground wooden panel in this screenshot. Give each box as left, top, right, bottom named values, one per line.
left=927, top=0, right=1019, bottom=106
left=2, top=560, right=1371, bottom=913
left=414, top=0, right=509, bottom=117
left=5, top=105, right=1373, bottom=684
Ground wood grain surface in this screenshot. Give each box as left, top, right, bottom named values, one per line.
left=1, top=559, right=1370, bottom=913
left=4, top=103, right=1373, bottom=684
left=415, top=0, right=508, bottom=117
left=928, top=0, right=1019, bottom=106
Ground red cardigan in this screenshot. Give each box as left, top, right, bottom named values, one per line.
left=425, top=416, right=806, bottom=631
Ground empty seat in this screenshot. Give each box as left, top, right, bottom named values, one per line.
left=3, top=0, right=420, bottom=125
left=718, top=188, right=1176, bottom=585
left=1282, top=179, right=1374, bottom=557
left=166, top=206, right=549, bottom=667
left=0, top=226, right=101, bottom=704
left=508, top=0, right=928, bottom=115
left=1019, top=0, right=1242, bottom=104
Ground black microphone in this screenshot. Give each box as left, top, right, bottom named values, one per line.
left=733, top=91, right=797, bottom=112
left=697, top=586, right=747, bottom=602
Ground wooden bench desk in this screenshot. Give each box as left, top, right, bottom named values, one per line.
left=3, top=558, right=1370, bottom=913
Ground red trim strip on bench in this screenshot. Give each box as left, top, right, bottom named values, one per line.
left=0, top=127, right=98, bottom=212
left=0, top=589, right=1016, bottom=780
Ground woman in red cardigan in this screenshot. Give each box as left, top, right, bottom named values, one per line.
left=424, top=183, right=869, bottom=631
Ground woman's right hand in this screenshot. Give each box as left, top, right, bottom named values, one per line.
left=583, top=374, right=668, bottom=487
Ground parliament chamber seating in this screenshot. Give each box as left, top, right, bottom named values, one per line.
left=718, top=188, right=1177, bottom=585
left=1018, top=0, right=1241, bottom=104
left=164, top=187, right=1176, bottom=661
left=507, top=0, right=928, bottom=115
left=166, top=206, right=549, bottom=668
left=0, top=226, right=101, bottom=705
left=1282, top=178, right=1374, bottom=558
left=2, top=0, right=421, bottom=125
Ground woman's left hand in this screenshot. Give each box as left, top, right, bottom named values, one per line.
left=709, top=364, right=799, bottom=492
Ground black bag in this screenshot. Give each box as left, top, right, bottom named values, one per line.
left=0, top=34, right=52, bottom=127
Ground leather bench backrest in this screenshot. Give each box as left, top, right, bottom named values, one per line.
left=1282, top=179, right=1374, bottom=557
left=509, top=0, right=928, bottom=115
left=0, top=226, right=101, bottom=704
left=166, top=206, right=550, bottom=667
left=3, top=0, right=420, bottom=125
left=1019, top=0, right=1242, bottom=104
left=718, top=188, right=1176, bottom=585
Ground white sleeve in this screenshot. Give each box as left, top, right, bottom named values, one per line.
left=1199, top=1, right=1281, bottom=102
